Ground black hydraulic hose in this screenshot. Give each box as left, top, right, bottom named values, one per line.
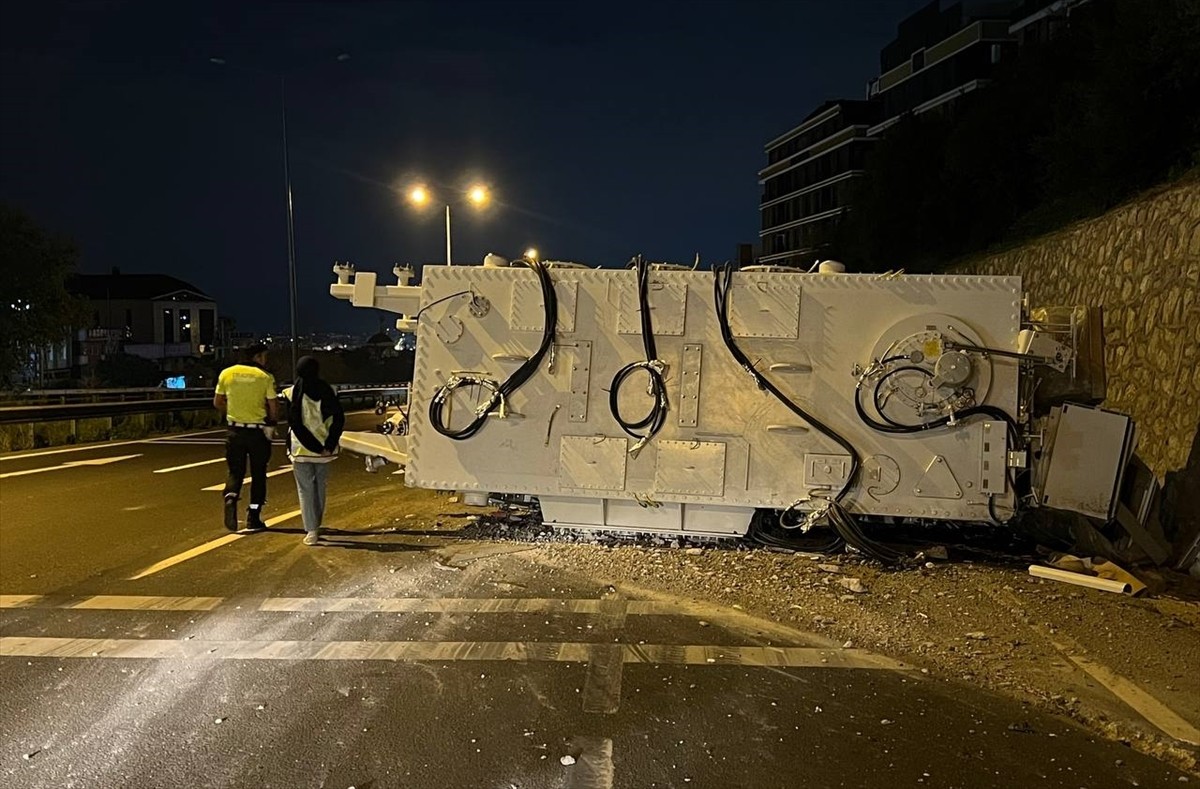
left=712, top=264, right=860, bottom=504
left=609, top=256, right=668, bottom=452
left=872, top=365, right=935, bottom=428
left=855, top=377, right=1021, bottom=447
left=856, top=356, right=1026, bottom=526
left=429, top=260, right=558, bottom=440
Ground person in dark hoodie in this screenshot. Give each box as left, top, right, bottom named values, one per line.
left=284, top=356, right=345, bottom=545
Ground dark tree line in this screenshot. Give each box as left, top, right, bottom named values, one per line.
left=0, top=204, right=88, bottom=386
left=835, top=0, right=1200, bottom=272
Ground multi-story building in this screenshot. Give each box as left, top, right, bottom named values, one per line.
left=758, top=100, right=879, bottom=266
left=1008, top=0, right=1090, bottom=46
left=68, top=270, right=218, bottom=371
left=866, top=1, right=1019, bottom=136
left=759, top=1, right=1033, bottom=265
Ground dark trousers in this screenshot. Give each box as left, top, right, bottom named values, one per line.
left=224, top=427, right=272, bottom=506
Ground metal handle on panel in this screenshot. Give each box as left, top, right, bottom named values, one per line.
left=766, top=424, right=810, bottom=434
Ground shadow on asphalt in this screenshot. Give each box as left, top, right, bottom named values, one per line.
left=316, top=539, right=428, bottom=553
left=323, top=528, right=466, bottom=539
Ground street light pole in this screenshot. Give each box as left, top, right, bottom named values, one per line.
left=209, top=55, right=347, bottom=376
left=406, top=184, right=488, bottom=267
left=280, top=75, right=299, bottom=374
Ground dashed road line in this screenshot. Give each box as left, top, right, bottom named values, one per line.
left=201, top=466, right=293, bottom=491
left=0, top=430, right=222, bottom=462
left=126, top=534, right=243, bottom=580
left=125, top=509, right=302, bottom=580
left=152, top=458, right=225, bottom=474
left=0, top=453, right=143, bottom=479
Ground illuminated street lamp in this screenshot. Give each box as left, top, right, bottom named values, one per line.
left=405, top=183, right=491, bottom=266
left=524, top=247, right=539, bottom=262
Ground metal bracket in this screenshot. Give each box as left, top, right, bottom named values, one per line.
left=915, top=455, right=962, bottom=499
left=568, top=340, right=592, bottom=423
left=677, top=343, right=702, bottom=427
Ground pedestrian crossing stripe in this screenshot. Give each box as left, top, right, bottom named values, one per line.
left=0, top=636, right=908, bottom=669
left=3, top=594, right=826, bottom=617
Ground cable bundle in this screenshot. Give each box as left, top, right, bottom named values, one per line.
left=854, top=360, right=1021, bottom=441
left=609, top=256, right=669, bottom=456
left=712, top=265, right=861, bottom=504
left=712, top=264, right=902, bottom=558
left=854, top=355, right=1026, bottom=526
left=429, top=259, right=558, bottom=440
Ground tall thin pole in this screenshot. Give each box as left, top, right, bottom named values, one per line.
left=280, top=75, right=299, bottom=375
left=445, top=204, right=452, bottom=266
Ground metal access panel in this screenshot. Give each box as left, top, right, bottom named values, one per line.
left=404, top=265, right=1021, bottom=522
left=1038, top=403, right=1134, bottom=520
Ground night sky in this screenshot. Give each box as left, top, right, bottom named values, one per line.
left=2, top=0, right=925, bottom=334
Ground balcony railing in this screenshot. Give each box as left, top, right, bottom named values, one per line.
left=124, top=343, right=195, bottom=360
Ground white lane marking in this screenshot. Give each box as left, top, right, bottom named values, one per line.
left=0, top=595, right=44, bottom=608
left=70, top=595, right=223, bottom=611
left=258, top=598, right=742, bottom=615
left=152, top=458, right=225, bottom=474
left=201, top=465, right=293, bottom=491
left=565, top=737, right=614, bottom=789
left=2, top=595, right=754, bottom=616
left=127, top=534, right=243, bottom=580
left=261, top=597, right=610, bottom=613
left=0, top=430, right=223, bottom=461
left=2, top=594, right=219, bottom=611
left=0, top=454, right=144, bottom=479
left=583, top=595, right=627, bottom=714
left=1063, top=649, right=1200, bottom=745
left=141, top=429, right=225, bottom=441
left=126, top=509, right=301, bottom=580
left=0, top=638, right=910, bottom=669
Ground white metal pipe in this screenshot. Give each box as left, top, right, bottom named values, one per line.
left=1028, top=564, right=1131, bottom=594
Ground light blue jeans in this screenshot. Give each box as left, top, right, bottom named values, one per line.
left=293, top=461, right=330, bottom=533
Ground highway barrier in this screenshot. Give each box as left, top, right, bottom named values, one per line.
left=0, top=385, right=408, bottom=452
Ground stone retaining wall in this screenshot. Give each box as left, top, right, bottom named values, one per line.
left=956, top=177, right=1200, bottom=477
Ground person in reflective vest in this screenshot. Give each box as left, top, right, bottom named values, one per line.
left=283, top=355, right=345, bottom=545
left=213, top=343, right=280, bottom=532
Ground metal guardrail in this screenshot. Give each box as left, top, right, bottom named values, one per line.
left=0, top=385, right=409, bottom=425
left=0, top=398, right=214, bottom=424
left=0, top=388, right=213, bottom=407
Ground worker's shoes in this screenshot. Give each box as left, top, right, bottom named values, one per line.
left=243, top=509, right=267, bottom=533
left=303, top=530, right=320, bottom=546
left=223, top=494, right=239, bottom=532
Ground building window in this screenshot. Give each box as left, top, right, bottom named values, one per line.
left=162, top=309, right=174, bottom=343
left=199, top=309, right=215, bottom=346
left=991, top=43, right=1002, bottom=64
left=912, top=49, right=925, bottom=71
left=178, top=309, right=192, bottom=343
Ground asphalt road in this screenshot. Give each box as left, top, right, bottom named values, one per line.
left=0, top=417, right=1191, bottom=788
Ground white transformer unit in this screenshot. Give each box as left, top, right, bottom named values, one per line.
left=331, top=256, right=1126, bottom=553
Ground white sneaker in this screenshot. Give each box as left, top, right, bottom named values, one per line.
left=303, top=531, right=320, bottom=546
